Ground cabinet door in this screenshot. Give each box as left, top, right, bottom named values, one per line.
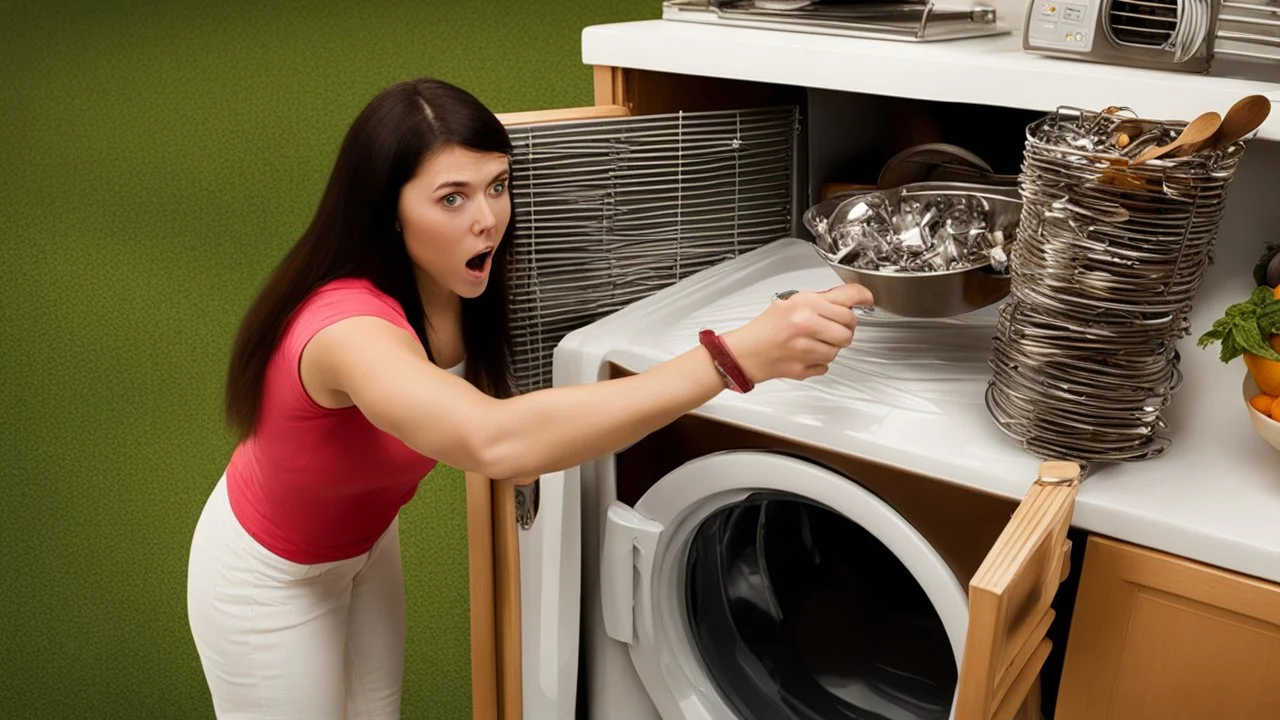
left=468, top=104, right=633, bottom=720
left=956, top=460, right=1082, bottom=720
left=1055, top=535, right=1280, bottom=720
left=468, top=99, right=801, bottom=720
left=467, top=104, right=633, bottom=720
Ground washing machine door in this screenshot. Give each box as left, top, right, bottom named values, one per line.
left=600, top=451, right=969, bottom=720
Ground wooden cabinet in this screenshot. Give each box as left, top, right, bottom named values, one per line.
left=467, top=65, right=1058, bottom=720
left=587, top=64, right=1280, bottom=720
left=467, top=63, right=1280, bottom=720
left=1055, top=535, right=1280, bottom=720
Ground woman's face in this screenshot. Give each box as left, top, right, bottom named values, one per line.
left=398, top=143, right=511, bottom=301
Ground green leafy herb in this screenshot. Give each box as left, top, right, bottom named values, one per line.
left=1197, top=285, right=1280, bottom=363
left=1260, top=298, right=1280, bottom=336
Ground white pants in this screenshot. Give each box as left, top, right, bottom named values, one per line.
left=187, top=475, right=405, bottom=719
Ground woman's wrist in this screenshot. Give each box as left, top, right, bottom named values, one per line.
left=698, top=329, right=755, bottom=393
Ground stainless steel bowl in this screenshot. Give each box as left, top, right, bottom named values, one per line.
left=805, top=181, right=1023, bottom=318
left=823, top=261, right=1012, bottom=318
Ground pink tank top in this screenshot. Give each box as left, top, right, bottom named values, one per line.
left=226, top=278, right=438, bottom=564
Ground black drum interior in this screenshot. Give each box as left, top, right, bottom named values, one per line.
left=686, top=492, right=958, bottom=720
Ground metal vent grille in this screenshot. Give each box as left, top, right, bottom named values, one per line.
left=504, top=106, right=798, bottom=393
left=1215, top=0, right=1280, bottom=63
left=1107, top=0, right=1178, bottom=47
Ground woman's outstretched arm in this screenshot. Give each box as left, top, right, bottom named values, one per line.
left=302, top=283, right=872, bottom=480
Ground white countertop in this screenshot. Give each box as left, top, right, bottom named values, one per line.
left=581, top=19, right=1280, bottom=142
left=555, top=238, right=1280, bottom=584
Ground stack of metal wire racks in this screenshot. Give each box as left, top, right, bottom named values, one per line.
left=504, top=106, right=798, bottom=394
left=986, top=106, right=1250, bottom=463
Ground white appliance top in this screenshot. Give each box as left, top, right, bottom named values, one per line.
left=554, top=238, right=1280, bottom=583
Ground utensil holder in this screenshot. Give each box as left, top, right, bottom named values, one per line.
left=985, top=106, right=1251, bottom=463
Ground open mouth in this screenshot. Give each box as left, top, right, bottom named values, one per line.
left=465, top=249, right=493, bottom=274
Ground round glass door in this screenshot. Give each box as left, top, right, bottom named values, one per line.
left=608, top=451, right=967, bottom=720
left=686, top=493, right=957, bottom=720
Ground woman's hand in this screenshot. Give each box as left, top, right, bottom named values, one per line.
left=721, top=283, right=874, bottom=383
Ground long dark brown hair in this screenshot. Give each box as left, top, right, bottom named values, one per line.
left=225, top=77, right=516, bottom=439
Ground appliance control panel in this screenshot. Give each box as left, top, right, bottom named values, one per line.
left=1024, top=0, right=1100, bottom=53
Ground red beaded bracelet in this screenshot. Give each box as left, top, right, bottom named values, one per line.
left=698, top=329, right=754, bottom=393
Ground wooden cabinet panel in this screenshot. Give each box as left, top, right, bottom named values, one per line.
left=593, top=65, right=803, bottom=115
left=469, top=104, right=646, bottom=720
left=1056, top=536, right=1280, bottom=720
left=956, top=460, right=1081, bottom=720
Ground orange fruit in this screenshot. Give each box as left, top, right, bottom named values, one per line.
left=1273, top=285, right=1280, bottom=301
left=1271, top=402, right=1280, bottom=424
left=1250, top=393, right=1275, bottom=415
left=1245, top=350, right=1280, bottom=396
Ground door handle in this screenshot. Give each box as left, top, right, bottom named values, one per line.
left=600, top=501, right=663, bottom=645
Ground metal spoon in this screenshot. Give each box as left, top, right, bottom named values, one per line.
left=774, top=289, right=875, bottom=314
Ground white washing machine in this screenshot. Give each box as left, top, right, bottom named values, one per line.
left=516, top=237, right=1049, bottom=720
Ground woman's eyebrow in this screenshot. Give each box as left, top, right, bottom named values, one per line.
left=433, top=170, right=508, bottom=193
left=433, top=179, right=471, bottom=192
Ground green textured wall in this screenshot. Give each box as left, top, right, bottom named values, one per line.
left=0, top=1, right=651, bottom=717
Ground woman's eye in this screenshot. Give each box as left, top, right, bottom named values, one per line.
left=442, top=193, right=462, bottom=207
left=490, top=181, right=506, bottom=195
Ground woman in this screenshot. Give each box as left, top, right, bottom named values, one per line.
left=186, top=76, right=872, bottom=720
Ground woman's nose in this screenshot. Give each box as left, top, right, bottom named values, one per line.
left=473, top=198, right=496, bottom=234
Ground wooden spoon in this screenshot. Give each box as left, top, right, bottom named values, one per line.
left=1097, top=111, right=1220, bottom=188
left=1130, top=111, right=1221, bottom=165
left=1173, top=95, right=1271, bottom=157
left=1206, top=94, right=1270, bottom=151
